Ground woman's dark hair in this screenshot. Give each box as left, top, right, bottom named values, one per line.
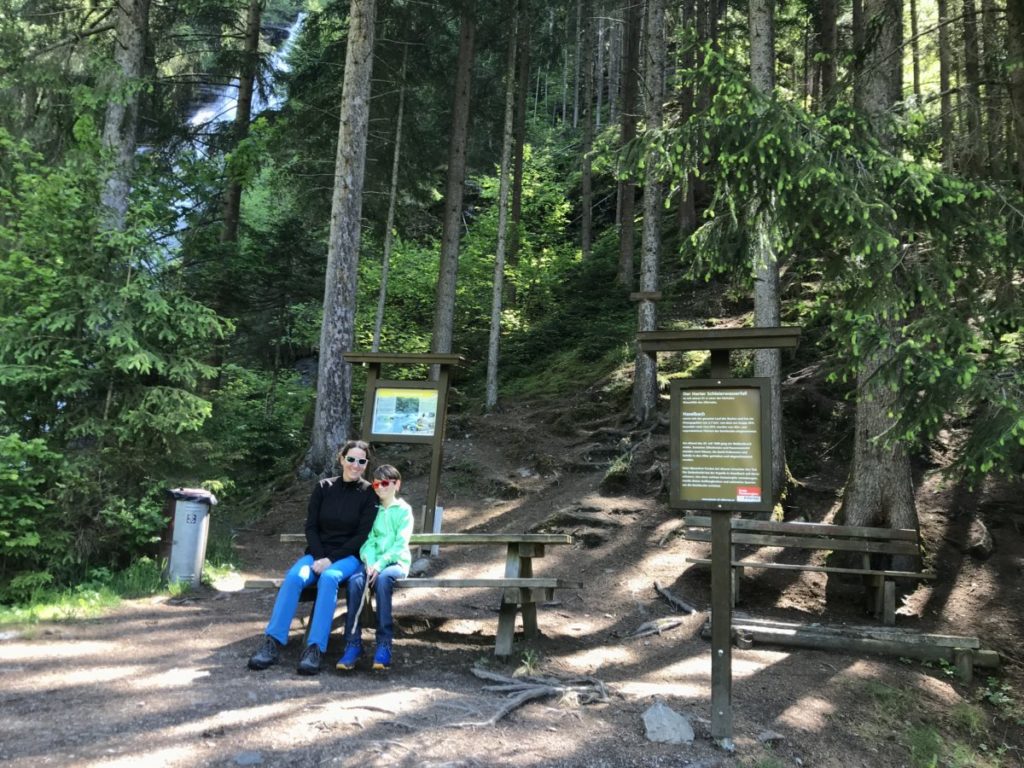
left=337, top=440, right=371, bottom=463
left=374, top=464, right=401, bottom=482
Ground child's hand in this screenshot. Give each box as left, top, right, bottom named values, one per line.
left=366, top=565, right=379, bottom=587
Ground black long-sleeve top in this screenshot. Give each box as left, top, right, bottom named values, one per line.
left=304, top=476, right=378, bottom=562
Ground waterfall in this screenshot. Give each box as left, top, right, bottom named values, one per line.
left=187, top=13, right=307, bottom=153
left=157, top=13, right=305, bottom=249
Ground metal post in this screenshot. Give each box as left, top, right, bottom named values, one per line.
left=710, top=507, right=734, bottom=746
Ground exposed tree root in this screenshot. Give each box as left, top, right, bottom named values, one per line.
left=445, top=668, right=610, bottom=728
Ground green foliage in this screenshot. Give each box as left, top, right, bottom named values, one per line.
left=0, top=126, right=232, bottom=597
left=649, top=42, right=1024, bottom=481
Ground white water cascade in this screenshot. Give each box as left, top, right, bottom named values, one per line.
left=187, top=12, right=306, bottom=148
left=156, top=12, right=305, bottom=250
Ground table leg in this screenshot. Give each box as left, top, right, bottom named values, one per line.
left=494, top=543, right=523, bottom=656
left=520, top=556, right=538, bottom=638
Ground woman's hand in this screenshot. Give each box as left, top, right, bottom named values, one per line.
left=366, top=565, right=379, bottom=587
left=312, top=557, right=331, bottom=575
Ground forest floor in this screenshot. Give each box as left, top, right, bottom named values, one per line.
left=2, top=393, right=1023, bottom=768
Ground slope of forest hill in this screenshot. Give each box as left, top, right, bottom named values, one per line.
left=2, top=385, right=1022, bottom=768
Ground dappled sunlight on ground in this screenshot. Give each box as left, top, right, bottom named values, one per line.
left=777, top=694, right=835, bottom=732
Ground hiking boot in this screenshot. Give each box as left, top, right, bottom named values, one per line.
left=335, top=640, right=362, bottom=671
left=296, top=644, right=322, bottom=675
left=372, top=640, right=392, bottom=670
left=247, top=636, right=281, bottom=670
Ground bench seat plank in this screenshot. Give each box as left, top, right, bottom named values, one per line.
left=278, top=532, right=573, bottom=545
left=245, top=577, right=581, bottom=590
left=685, top=557, right=935, bottom=580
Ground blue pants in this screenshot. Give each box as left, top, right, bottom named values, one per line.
left=264, top=554, right=362, bottom=651
left=344, top=564, right=407, bottom=644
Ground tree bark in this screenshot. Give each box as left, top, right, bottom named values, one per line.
left=509, top=7, right=530, bottom=281
left=616, top=0, right=641, bottom=288
left=596, top=14, right=605, bottom=129
left=843, top=0, right=918, bottom=542
left=573, top=0, right=582, bottom=127
left=909, top=0, right=920, bottom=101
left=980, top=0, right=1000, bottom=172
left=581, top=0, right=595, bottom=259
left=372, top=43, right=407, bottom=353
left=1008, top=0, right=1024, bottom=188
left=962, top=0, right=984, bottom=174
left=818, top=0, right=838, bottom=104
left=608, top=7, right=621, bottom=125
left=220, top=0, right=263, bottom=244
left=430, top=13, right=475, bottom=360
left=937, top=0, right=954, bottom=169
left=305, top=0, right=376, bottom=475
left=631, top=0, right=665, bottom=424
left=486, top=16, right=519, bottom=411
left=748, top=0, right=786, bottom=504
left=100, top=0, right=150, bottom=233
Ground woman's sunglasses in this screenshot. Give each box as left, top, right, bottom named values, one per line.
left=372, top=479, right=396, bottom=489
left=344, top=456, right=368, bottom=465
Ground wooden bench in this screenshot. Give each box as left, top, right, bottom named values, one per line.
left=245, top=532, right=579, bottom=656
left=682, top=515, right=934, bottom=625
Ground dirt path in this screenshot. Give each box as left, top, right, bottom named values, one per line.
left=2, top=404, right=1022, bottom=768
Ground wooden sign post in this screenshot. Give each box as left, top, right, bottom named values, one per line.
left=638, top=327, right=800, bottom=748
left=344, top=352, right=463, bottom=536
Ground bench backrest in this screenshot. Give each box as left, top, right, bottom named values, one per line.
left=683, top=515, right=921, bottom=556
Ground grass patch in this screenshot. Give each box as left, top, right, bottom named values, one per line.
left=848, top=676, right=1018, bottom=768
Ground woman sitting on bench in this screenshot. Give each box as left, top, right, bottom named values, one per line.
left=247, top=440, right=378, bottom=675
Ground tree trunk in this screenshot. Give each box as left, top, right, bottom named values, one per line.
left=608, top=7, right=621, bottom=125
left=581, top=0, right=595, bottom=259
left=980, top=0, right=1000, bottom=173
left=616, top=0, right=641, bottom=288
left=305, top=0, right=376, bottom=475
left=1008, top=0, right=1024, bottom=188
left=631, top=0, right=665, bottom=424
left=430, top=13, right=475, bottom=360
left=818, top=0, right=838, bottom=104
left=748, top=0, right=785, bottom=504
left=100, top=0, right=150, bottom=232
left=677, top=0, right=697, bottom=239
left=509, top=8, right=530, bottom=282
left=596, top=15, right=604, bottom=129
left=574, top=0, right=582, bottom=127
left=486, top=16, right=519, bottom=411
left=962, top=0, right=984, bottom=174
left=938, top=0, right=954, bottom=169
left=843, top=0, right=918, bottom=541
left=372, top=44, right=407, bottom=353
left=221, top=0, right=263, bottom=244
left=909, top=0, right=920, bottom=101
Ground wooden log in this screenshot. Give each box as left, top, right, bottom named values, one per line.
left=699, top=618, right=992, bottom=665
left=727, top=615, right=981, bottom=648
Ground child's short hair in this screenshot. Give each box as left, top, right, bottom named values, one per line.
left=374, top=464, right=401, bottom=482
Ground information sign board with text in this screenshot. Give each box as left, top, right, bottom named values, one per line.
left=366, top=381, right=440, bottom=444
left=670, top=378, right=773, bottom=513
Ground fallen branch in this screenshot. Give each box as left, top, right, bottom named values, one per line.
left=626, top=617, right=683, bottom=638
left=654, top=581, right=698, bottom=614
left=447, top=667, right=610, bottom=727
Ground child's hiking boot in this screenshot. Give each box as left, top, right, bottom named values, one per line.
left=335, top=640, right=362, bottom=670
left=372, top=640, right=392, bottom=670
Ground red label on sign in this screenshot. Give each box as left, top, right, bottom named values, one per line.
left=736, top=486, right=762, bottom=502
